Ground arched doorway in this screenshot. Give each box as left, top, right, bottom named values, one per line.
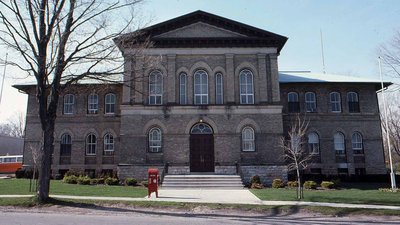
left=190, top=123, right=214, bottom=172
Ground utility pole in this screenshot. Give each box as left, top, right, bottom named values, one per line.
left=0, top=52, right=8, bottom=106
left=378, top=56, right=397, bottom=190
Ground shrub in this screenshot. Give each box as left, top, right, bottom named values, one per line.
left=331, top=178, right=341, bottom=188
left=251, top=183, right=264, bottom=189
left=320, top=181, right=335, bottom=189
left=250, top=175, right=261, bottom=184
left=141, top=180, right=148, bottom=187
left=124, top=178, right=138, bottom=186
left=272, top=179, right=285, bottom=188
left=15, top=168, right=25, bottom=179
left=77, top=176, right=91, bottom=185
left=63, top=175, right=78, bottom=184
left=105, top=177, right=119, bottom=185
left=287, top=181, right=299, bottom=188
left=303, top=180, right=317, bottom=189
left=64, top=170, right=80, bottom=177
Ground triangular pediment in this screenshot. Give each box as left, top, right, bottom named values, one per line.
left=155, top=22, right=247, bottom=39
left=115, top=10, right=288, bottom=52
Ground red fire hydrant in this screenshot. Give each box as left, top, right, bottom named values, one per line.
left=147, top=168, right=159, bottom=198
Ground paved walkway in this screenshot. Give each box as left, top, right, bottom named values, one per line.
left=2, top=189, right=400, bottom=211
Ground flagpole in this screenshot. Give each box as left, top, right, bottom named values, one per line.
left=378, top=56, right=396, bottom=190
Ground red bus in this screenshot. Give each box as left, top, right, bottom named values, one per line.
left=0, top=155, right=23, bottom=174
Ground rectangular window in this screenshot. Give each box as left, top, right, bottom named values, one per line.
left=63, top=94, right=74, bottom=114
left=88, top=94, right=98, bottom=114
left=179, top=74, right=187, bottom=105
left=305, top=92, right=316, bottom=112
left=330, top=92, right=341, bottom=112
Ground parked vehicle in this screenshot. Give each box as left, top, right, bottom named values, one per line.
left=0, top=155, right=23, bottom=173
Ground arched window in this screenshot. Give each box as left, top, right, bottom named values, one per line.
left=60, top=134, right=72, bottom=156
left=103, top=133, right=114, bottom=156
left=242, top=127, right=255, bottom=151
left=352, top=132, right=363, bottom=154
left=63, top=94, right=74, bottom=114
left=347, top=92, right=360, bottom=113
left=149, top=128, right=162, bottom=153
left=334, top=132, right=345, bottom=155
left=330, top=92, right=341, bottom=112
left=149, top=70, right=163, bottom=105
left=305, top=92, right=316, bottom=112
left=88, top=93, right=98, bottom=114
left=308, top=132, right=319, bottom=154
left=194, top=70, right=208, bottom=105
left=179, top=72, right=187, bottom=105
left=288, top=92, right=300, bottom=113
left=86, top=134, right=97, bottom=155
left=239, top=69, right=254, bottom=104
left=191, top=123, right=213, bottom=134
left=105, top=93, right=116, bottom=114
left=215, top=73, right=223, bottom=104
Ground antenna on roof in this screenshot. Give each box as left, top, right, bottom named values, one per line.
left=320, top=29, right=326, bottom=74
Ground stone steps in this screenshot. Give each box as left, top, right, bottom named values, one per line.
left=162, top=174, right=244, bottom=189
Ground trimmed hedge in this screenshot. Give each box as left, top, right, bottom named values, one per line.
left=105, top=177, right=119, bottom=185
left=124, top=178, right=138, bottom=186
left=250, top=175, right=261, bottom=184
left=63, top=175, right=78, bottom=184
left=287, top=180, right=299, bottom=188
left=320, top=181, right=335, bottom=189
left=272, top=179, right=284, bottom=188
left=77, top=176, right=91, bottom=185
left=303, top=180, right=317, bottom=189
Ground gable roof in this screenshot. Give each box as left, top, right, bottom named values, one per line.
left=115, top=10, right=287, bottom=52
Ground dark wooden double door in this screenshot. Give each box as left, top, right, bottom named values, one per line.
left=190, top=134, right=214, bottom=172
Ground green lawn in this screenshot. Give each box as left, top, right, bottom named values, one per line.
left=251, top=185, right=400, bottom=206
left=0, top=179, right=147, bottom=198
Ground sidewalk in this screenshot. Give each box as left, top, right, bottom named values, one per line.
left=2, top=189, right=400, bottom=211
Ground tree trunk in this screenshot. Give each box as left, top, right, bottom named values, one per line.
left=37, top=123, right=55, bottom=202
left=297, top=169, right=302, bottom=200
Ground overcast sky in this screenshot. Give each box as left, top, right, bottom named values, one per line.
left=0, top=0, right=399, bottom=123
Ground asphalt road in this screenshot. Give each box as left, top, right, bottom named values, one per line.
left=1, top=210, right=400, bottom=225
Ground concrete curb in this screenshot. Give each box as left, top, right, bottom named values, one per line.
left=1, top=194, right=400, bottom=210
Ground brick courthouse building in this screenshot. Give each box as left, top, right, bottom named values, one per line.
left=16, top=11, right=390, bottom=184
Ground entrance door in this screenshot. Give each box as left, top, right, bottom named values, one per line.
left=189, top=123, right=214, bottom=172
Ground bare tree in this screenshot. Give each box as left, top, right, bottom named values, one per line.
left=380, top=31, right=400, bottom=82
left=280, top=114, right=312, bottom=199
left=0, top=0, right=146, bottom=202
left=0, top=112, right=25, bottom=137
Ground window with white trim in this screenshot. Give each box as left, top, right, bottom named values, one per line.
left=149, top=70, right=163, bottom=105
left=305, top=92, right=316, bottom=112
left=239, top=69, right=254, bottom=104
left=347, top=92, right=360, bottom=113
left=86, top=134, right=97, bottom=155
left=63, top=94, right=74, bottom=114
left=88, top=94, right=98, bottom=114
left=334, top=132, right=345, bottom=155
left=194, top=70, right=208, bottom=105
left=288, top=92, right=300, bottom=113
left=103, top=133, right=114, bottom=156
left=105, top=93, right=116, bottom=114
left=179, top=73, right=187, bottom=105
left=308, top=132, right=319, bottom=154
left=330, top=92, right=341, bottom=112
left=60, top=133, right=72, bottom=156
left=352, top=132, right=363, bottom=154
left=242, top=127, right=255, bottom=151
left=149, top=128, right=162, bottom=153
left=215, top=73, right=223, bottom=104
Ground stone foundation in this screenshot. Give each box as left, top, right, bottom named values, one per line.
left=215, top=166, right=236, bottom=175
left=240, top=165, right=287, bottom=185
left=167, top=166, right=190, bottom=175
